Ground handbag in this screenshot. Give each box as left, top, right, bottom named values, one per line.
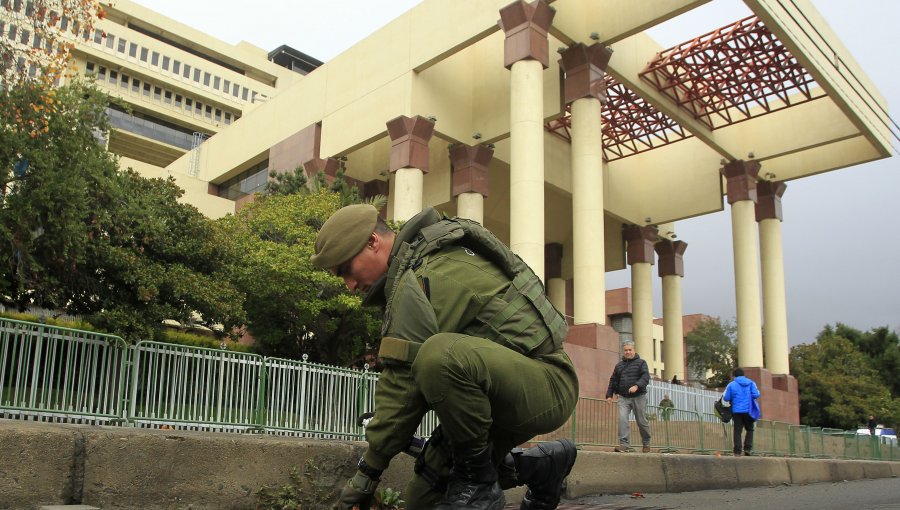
left=749, top=398, right=761, bottom=421
left=714, top=397, right=732, bottom=423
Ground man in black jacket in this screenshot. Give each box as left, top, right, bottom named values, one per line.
left=605, top=341, right=652, bottom=452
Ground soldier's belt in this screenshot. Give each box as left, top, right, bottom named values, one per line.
left=378, top=336, right=421, bottom=365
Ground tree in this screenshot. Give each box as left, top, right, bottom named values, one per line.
left=1, top=0, right=105, bottom=88
left=215, top=190, right=382, bottom=365
left=684, top=317, right=737, bottom=388
left=828, top=323, right=900, bottom=397
left=790, top=327, right=900, bottom=430
left=1, top=79, right=246, bottom=340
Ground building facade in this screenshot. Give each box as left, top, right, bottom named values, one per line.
left=6, top=0, right=893, bottom=424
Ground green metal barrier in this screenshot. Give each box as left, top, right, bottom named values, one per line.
left=0, top=318, right=129, bottom=422
left=564, top=397, right=616, bottom=447
left=128, top=341, right=264, bottom=431
left=3, top=318, right=899, bottom=462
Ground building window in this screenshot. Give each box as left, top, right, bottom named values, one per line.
left=216, top=160, right=270, bottom=200
left=232, top=83, right=239, bottom=97
left=117, top=38, right=126, bottom=53
left=129, top=42, right=137, bottom=58
left=172, top=60, right=180, bottom=74
left=174, top=94, right=182, bottom=108
left=193, top=68, right=201, bottom=82
left=106, top=34, right=115, bottom=49
left=224, top=112, right=232, bottom=125
left=97, top=65, right=106, bottom=81
left=151, top=51, right=159, bottom=66
left=140, top=47, right=148, bottom=62
left=204, top=105, right=212, bottom=118
left=213, top=76, right=220, bottom=90
left=164, top=90, right=172, bottom=104
left=86, top=61, right=95, bottom=73
left=241, top=87, right=248, bottom=101
left=120, top=75, right=129, bottom=88
left=185, top=98, right=193, bottom=109
left=183, top=64, right=191, bottom=79
left=194, top=101, right=202, bottom=114
left=223, top=80, right=230, bottom=94
left=214, top=108, right=221, bottom=122
left=162, top=56, right=170, bottom=70
left=143, top=83, right=151, bottom=97
left=203, top=72, right=210, bottom=86
left=132, top=78, right=140, bottom=93
left=153, top=86, right=161, bottom=101
left=93, top=29, right=102, bottom=44
left=108, top=70, right=117, bottom=84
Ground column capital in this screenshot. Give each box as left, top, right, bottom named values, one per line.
left=302, top=156, right=339, bottom=177
left=449, top=143, right=493, bottom=197
left=655, top=240, right=688, bottom=277
left=545, top=242, right=563, bottom=279
left=386, top=115, right=435, bottom=173
left=623, top=225, right=658, bottom=265
left=559, top=43, right=613, bottom=105
left=362, top=179, right=389, bottom=201
left=721, top=159, right=761, bottom=204
left=498, top=0, right=555, bottom=69
left=756, top=180, right=787, bottom=222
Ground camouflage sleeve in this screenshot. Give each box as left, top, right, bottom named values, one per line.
left=362, top=269, right=437, bottom=470
left=362, top=366, right=428, bottom=471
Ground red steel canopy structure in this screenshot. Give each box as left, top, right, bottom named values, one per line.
left=547, top=15, right=824, bottom=162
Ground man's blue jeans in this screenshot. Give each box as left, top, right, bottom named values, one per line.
left=617, top=393, right=652, bottom=447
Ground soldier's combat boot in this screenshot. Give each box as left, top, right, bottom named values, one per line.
left=435, top=445, right=505, bottom=510
left=512, top=439, right=578, bottom=509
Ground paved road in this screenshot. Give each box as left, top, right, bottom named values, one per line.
left=551, top=478, right=900, bottom=509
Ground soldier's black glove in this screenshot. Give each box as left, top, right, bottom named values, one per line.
left=334, top=459, right=382, bottom=510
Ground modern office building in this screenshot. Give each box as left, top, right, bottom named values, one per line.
left=7, top=0, right=892, bottom=423
left=46, top=0, right=321, bottom=207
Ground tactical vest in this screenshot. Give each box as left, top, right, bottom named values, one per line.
left=389, top=215, right=568, bottom=357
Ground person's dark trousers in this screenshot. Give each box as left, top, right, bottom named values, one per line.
left=732, top=412, right=755, bottom=454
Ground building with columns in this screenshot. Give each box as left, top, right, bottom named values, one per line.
left=45, top=0, right=892, bottom=424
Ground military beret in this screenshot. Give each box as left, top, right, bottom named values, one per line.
left=311, top=204, right=378, bottom=269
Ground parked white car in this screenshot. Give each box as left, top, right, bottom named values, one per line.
left=856, top=427, right=898, bottom=446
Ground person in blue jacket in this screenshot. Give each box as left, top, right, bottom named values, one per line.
left=723, top=368, right=761, bottom=456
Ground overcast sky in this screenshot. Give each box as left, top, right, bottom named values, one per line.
left=133, top=0, right=899, bottom=347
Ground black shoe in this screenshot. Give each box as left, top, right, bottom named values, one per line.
left=436, top=445, right=506, bottom=510
left=517, top=439, right=578, bottom=510
left=743, top=451, right=753, bottom=456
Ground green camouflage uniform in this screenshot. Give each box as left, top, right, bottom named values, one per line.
left=360, top=208, right=578, bottom=509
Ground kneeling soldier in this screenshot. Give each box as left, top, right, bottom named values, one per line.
left=313, top=205, right=579, bottom=510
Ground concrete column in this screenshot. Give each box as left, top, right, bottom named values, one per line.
left=757, top=180, right=790, bottom=374
left=449, top=143, right=492, bottom=224
left=624, top=225, right=658, bottom=361
left=386, top=115, right=435, bottom=222
left=656, top=240, right=688, bottom=381
left=500, top=0, right=555, bottom=281
left=545, top=243, right=567, bottom=321
left=722, top=160, right=764, bottom=368
left=560, top=42, right=613, bottom=325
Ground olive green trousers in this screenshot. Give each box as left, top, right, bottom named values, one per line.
left=404, top=333, right=578, bottom=509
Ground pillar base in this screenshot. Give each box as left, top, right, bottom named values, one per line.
left=742, top=367, right=799, bottom=425
left=564, top=323, right=620, bottom=399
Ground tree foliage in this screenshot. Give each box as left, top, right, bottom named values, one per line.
left=685, top=316, right=737, bottom=388
left=0, top=79, right=246, bottom=340
left=216, top=190, right=382, bottom=365
left=790, top=324, right=900, bottom=430
left=827, top=323, right=900, bottom=397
